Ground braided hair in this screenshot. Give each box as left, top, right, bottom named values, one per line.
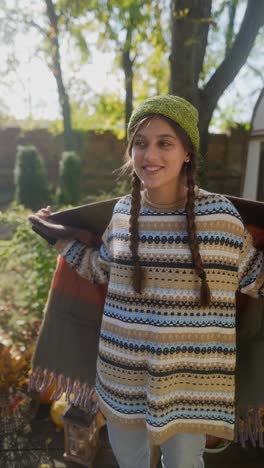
left=185, top=147, right=211, bottom=307
left=129, top=172, right=144, bottom=293
left=125, top=114, right=211, bottom=306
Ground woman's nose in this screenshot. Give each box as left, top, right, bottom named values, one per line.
left=143, top=143, right=158, bottom=161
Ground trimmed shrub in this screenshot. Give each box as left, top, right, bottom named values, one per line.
left=56, top=151, right=81, bottom=205
left=14, top=145, right=49, bottom=211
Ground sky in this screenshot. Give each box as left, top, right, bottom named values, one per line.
left=1, top=29, right=121, bottom=121
left=0, top=2, right=263, bottom=132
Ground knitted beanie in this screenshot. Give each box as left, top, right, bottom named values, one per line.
left=127, top=95, right=200, bottom=152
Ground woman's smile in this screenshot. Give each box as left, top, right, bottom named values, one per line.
left=142, top=165, right=164, bottom=174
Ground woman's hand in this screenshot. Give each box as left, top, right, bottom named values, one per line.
left=35, top=205, right=52, bottom=219
left=28, top=206, right=101, bottom=247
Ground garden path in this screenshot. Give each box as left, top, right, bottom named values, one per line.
left=0, top=405, right=264, bottom=468
left=18, top=405, right=264, bottom=468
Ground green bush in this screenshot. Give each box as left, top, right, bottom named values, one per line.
left=56, top=151, right=81, bottom=205
left=0, top=205, right=57, bottom=319
left=14, top=145, right=49, bottom=211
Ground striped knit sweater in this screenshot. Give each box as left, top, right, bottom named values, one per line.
left=56, top=188, right=264, bottom=445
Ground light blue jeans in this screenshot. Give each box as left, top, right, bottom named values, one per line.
left=107, top=420, right=206, bottom=468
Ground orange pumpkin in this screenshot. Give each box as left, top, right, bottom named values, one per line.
left=96, top=410, right=106, bottom=430
left=50, top=394, right=69, bottom=428
left=38, top=381, right=56, bottom=405
left=206, top=435, right=224, bottom=448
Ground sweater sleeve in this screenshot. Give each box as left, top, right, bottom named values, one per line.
left=55, top=225, right=111, bottom=284
left=237, top=227, right=264, bottom=298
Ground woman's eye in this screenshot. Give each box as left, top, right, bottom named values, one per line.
left=159, top=141, right=171, bottom=147
left=134, top=140, right=145, bottom=147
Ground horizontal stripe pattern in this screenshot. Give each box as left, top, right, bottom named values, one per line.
left=56, top=188, right=264, bottom=445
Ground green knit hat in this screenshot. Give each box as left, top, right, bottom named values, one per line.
left=127, top=95, right=200, bottom=152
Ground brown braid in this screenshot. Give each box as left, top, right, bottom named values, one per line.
left=185, top=160, right=211, bottom=307
left=129, top=172, right=143, bottom=293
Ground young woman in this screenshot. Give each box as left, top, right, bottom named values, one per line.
left=33, top=95, right=264, bottom=468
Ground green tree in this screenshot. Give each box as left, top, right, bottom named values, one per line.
left=79, top=92, right=125, bottom=136
left=56, top=151, right=81, bottom=204
left=134, top=39, right=169, bottom=101
left=83, top=0, right=165, bottom=133
left=2, top=0, right=91, bottom=149
left=43, top=0, right=74, bottom=150
left=14, top=145, right=49, bottom=211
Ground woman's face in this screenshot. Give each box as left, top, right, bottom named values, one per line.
left=131, top=116, right=189, bottom=201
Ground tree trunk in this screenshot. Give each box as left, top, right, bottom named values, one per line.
left=45, top=0, right=74, bottom=151
left=225, top=0, right=239, bottom=55
left=169, top=0, right=212, bottom=107
left=197, top=110, right=211, bottom=187
left=169, top=0, right=264, bottom=186
left=169, top=0, right=212, bottom=185
left=202, top=0, right=264, bottom=119
left=200, top=0, right=264, bottom=172
left=122, top=26, right=134, bottom=137
left=59, top=81, right=74, bottom=151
